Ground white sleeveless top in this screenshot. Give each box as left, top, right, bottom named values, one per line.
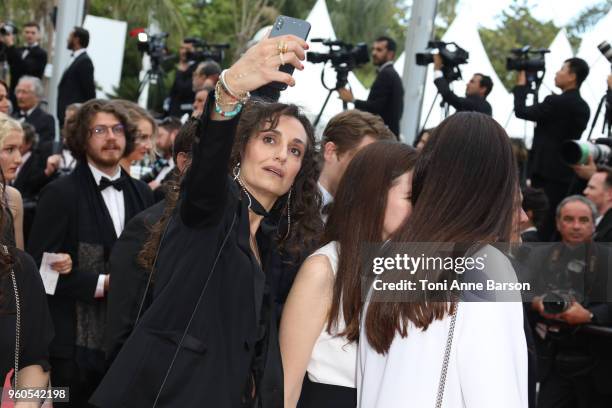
left=306, top=241, right=358, bottom=388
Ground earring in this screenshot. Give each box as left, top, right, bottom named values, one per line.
left=232, top=162, right=241, bottom=180
left=285, top=188, right=292, bottom=239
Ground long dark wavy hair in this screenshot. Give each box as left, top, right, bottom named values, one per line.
left=229, top=100, right=323, bottom=257
left=364, top=112, right=520, bottom=354
left=323, top=141, right=417, bottom=342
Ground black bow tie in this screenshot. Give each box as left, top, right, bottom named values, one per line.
left=99, top=176, right=127, bottom=191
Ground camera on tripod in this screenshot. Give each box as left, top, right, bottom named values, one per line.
left=307, top=39, right=369, bottom=72
left=136, top=32, right=173, bottom=69
left=416, top=41, right=469, bottom=81
left=184, top=37, right=229, bottom=65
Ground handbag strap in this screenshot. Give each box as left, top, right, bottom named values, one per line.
left=4, top=245, right=20, bottom=389
left=435, top=303, right=458, bottom=408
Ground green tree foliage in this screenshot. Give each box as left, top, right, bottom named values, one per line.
left=434, top=0, right=459, bottom=39
left=566, top=0, right=612, bottom=52
left=479, top=1, right=558, bottom=90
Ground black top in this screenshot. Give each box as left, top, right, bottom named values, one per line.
left=513, top=86, right=590, bottom=183
left=594, top=208, right=612, bottom=243
left=92, top=95, right=283, bottom=407
left=104, top=200, right=165, bottom=364
left=168, top=63, right=196, bottom=117
left=434, top=76, right=492, bottom=116
left=13, top=105, right=56, bottom=144
left=354, top=63, right=404, bottom=137
left=0, top=247, right=54, bottom=377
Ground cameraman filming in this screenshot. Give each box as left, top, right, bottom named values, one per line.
left=1, top=22, right=47, bottom=96
left=526, top=195, right=612, bottom=407
left=338, top=36, right=404, bottom=138
left=432, top=54, right=493, bottom=115
left=168, top=39, right=196, bottom=117
left=514, top=58, right=591, bottom=240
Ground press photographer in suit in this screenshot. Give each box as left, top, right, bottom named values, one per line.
left=526, top=195, right=612, bottom=408
left=514, top=58, right=591, bottom=240
left=2, top=22, right=47, bottom=95
left=432, top=54, right=493, bottom=115
left=338, top=36, right=404, bottom=138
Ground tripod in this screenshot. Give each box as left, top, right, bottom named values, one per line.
left=586, top=92, right=611, bottom=140
left=138, top=61, right=167, bottom=112
left=314, top=65, right=350, bottom=127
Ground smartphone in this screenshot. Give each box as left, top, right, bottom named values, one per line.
left=268, top=15, right=311, bottom=90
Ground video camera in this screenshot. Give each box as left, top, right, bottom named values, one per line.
left=507, top=45, right=549, bottom=93
left=307, top=39, right=369, bottom=71
left=136, top=32, right=174, bottom=70
left=184, top=37, right=229, bottom=65
left=416, top=41, right=469, bottom=82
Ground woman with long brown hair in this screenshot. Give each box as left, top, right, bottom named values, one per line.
left=358, top=113, right=528, bottom=407
left=280, top=141, right=417, bottom=407
left=92, top=33, right=321, bottom=407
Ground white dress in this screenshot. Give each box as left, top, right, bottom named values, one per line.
left=306, top=241, right=358, bottom=388
left=357, top=245, right=528, bottom=408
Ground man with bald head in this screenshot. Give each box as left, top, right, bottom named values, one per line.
left=13, top=75, right=55, bottom=143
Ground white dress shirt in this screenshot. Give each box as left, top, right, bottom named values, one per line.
left=88, top=163, right=125, bottom=298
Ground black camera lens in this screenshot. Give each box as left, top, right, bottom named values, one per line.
left=598, top=41, right=612, bottom=63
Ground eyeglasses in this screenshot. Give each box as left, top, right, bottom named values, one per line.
left=90, top=124, right=125, bottom=137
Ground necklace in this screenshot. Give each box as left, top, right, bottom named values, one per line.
left=249, top=232, right=261, bottom=266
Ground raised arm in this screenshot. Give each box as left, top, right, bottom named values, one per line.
left=180, top=33, right=308, bottom=228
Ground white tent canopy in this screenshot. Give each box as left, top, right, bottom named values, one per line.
left=538, top=29, right=573, bottom=100
left=279, top=0, right=368, bottom=135
left=577, top=8, right=612, bottom=139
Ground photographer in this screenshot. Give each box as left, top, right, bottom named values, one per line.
left=514, top=58, right=591, bottom=240
left=2, top=22, right=47, bottom=96
left=338, top=36, right=403, bottom=138
left=527, top=195, right=612, bottom=408
left=432, top=54, right=492, bottom=115
left=167, top=39, right=196, bottom=117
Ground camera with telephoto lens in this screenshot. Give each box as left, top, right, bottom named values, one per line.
left=0, top=22, right=18, bottom=36
left=561, top=138, right=612, bottom=165
left=599, top=41, right=612, bottom=64
left=416, top=41, right=469, bottom=82
left=541, top=259, right=585, bottom=315
left=184, top=37, right=229, bottom=65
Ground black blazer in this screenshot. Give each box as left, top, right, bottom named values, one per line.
left=92, top=96, right=283, bottom=408
left=57, top=52, right=96, bottom=125
left=13, top=141, right=54, bottom=200
left=6, top=44, right=47, bottom=92
left=14, top=105, right=56, bottom=144
left=513, top=86, right=590, bottom=183
left=434, top=76, right=492, bottom=116
left=354, top=63, right=404, bottom=137
left=594, top=209, right=612, bottom=243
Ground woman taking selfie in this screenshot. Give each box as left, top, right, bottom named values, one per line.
left=281, top=141, right=417, bottom=407
left=359, top=113, right=528, bottom=408
left=92, top=33, right=320, bottom=407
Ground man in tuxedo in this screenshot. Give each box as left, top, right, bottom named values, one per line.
left=3, top=22, right=47, bottom=96
left=57, top=27, right=96, bottom=127
left=514, top=58, right=591, bottom=240
left=338, top=36, right=404, bottom=138
left=583, top=166, right=612, bottom=242
left=27, top=99, right=153, bottom=407
left=13, top=76, right=55, bottom=143
left=432, top=54, right=493, bottom=116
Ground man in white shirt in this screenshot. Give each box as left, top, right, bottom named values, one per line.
left=27, top=99, right=153, bottom=407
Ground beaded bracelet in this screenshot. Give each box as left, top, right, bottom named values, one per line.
left=214, top=101, right=243, bottom=118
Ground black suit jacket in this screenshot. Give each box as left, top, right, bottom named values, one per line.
left=14, top=105, right=56, bottom=143
left=594, top=209, right=612, bottom=243
left=57, top=52, right=96, bottom=125
left=513, top=86, right=590, bottom=183
left=354, top=63, right=404, bottom=137
left=6, top=44, right=47, bottom=92
left=434, top=76, right=492, bottom=116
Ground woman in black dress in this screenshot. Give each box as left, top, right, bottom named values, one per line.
left=0, top=176, right=54, bottom=405
left=91, top=34, right=320, bottom=407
